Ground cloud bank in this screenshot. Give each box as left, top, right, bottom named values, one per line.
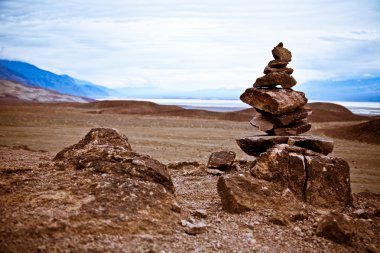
left=0, top=0, right=379, bottom=91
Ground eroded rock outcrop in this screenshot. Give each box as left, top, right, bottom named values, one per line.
left=54, top=128, right=174, bottom=193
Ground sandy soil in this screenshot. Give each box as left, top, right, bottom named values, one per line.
left=0, top=103, right=379, bottom=193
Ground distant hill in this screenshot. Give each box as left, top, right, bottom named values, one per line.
left=75, top=100, right=370, bottom=123
left=0, top=79, right=92, bottom=103
left=307, top=102, right=368, bottom=122
left=298, top=77, right=380, bottom=102
left=0, top=59, right=114, bottom=99
left=322, top=119, right=380, bottom=144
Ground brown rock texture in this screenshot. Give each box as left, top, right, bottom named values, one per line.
left=264, top=66, right=294, bottom=75
left=251, top=144, right=352, bottom=208
left=268, top=59, right=289, bottom=68
left=268, top=120, right=311, bottom=136
left=259, top=107, right=309, bottom=127
left=54, top=128, right=174, bottom=193
left=272, top=42, right=292, bottom=62
left=254, top=72, right=297, bottom=88
left=236, top=135, right=334, bottom=156
left=207, top=150, right=236, bottom=171
left=250, top=114, right=274, bottom=131
left=305, top=155, right=352, bottom=208
left=217, top=172, right=301, bottom=213
left=316, top=212, right=354, bottom=244
left=240, top=88, right=307, bottom=115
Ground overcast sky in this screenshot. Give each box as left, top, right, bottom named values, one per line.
left=0, top=0, right=379, bottom=91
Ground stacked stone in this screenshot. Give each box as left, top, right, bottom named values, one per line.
left=236, top=42, right=335, bottom=156
left=218, top=43, right=353, bottom=212
left=241, top=42, right=311, bottom=136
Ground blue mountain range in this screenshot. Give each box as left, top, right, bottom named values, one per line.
left=0, top=59, right=114, bottom=99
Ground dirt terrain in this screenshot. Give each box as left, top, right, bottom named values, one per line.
left=0, top=102, right=379, bottom=252
left=0, top=102, right=378, bottom=193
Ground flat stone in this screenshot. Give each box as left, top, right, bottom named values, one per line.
left=240, top=88, right=307, bottom=114
left=272, top=42, right=292, bottom=62
left=250, top=113, right=274, bottom=131
left=254, top=72, right=297, bottom=89
left=264, top=66, right=294, bottom=75
left=267, top=120, right=311, bottom=136
left=207, top=150, right=236, bottom=171
left=268, top=59, right=288, bottom=68
left=258, top=107, right=309, bottom=127
left=236, top=135, right=334, bottom=156
left=316, top=212, right=354, bottom=244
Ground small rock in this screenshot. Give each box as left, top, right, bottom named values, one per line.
left=316, top=212, right=354, bottom=244
left=272, top=42, right=292, bottom=62
left=250, top=113, right=274, bottom=132
left=207, top=151, right=236, bottom=171
left=353, top=209, right=370, bottom=219
left=193, top=209, right=207, bottom=218
left=171, top=201, right=181, bottom=213
left=206, top=168, right=224, bottom=175
left=269, top=213, right=290, bottom=226
left=183, top=221, right=208, bottom=235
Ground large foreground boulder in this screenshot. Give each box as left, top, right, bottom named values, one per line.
left=217, top=173, right=303, bottom=213
left=251, top=144, right=352, bottom=208
left=54, top=128, right=174, bottom=193
left=0, top=128, right=181, bottom=252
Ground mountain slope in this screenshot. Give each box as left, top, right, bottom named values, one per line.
left=0, top=59, right=114, bottom=99
left=0, top=79, right=92, bottom=103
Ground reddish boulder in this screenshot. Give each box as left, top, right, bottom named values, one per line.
left=240, top=88, right=307, bottom=115
left=251, top=144, right=352, bottom=208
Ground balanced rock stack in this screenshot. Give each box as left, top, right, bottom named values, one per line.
left=237, top=42, right=335, bottom=156
left=221, top=43, right=353, bottom=211
left=241, top=42, right=311, bottom=136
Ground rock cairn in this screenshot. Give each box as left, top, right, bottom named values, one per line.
left=218, top=43, right=353, bottom=212
left=241, top=42, right=310, bottom=136
left=237, top=42, right=335, bottom=155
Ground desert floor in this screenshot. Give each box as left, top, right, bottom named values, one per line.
left=0, top=103, right=379, bottom=194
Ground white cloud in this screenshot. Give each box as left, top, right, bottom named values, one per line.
left=0, top=0, right=379, bottom=90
